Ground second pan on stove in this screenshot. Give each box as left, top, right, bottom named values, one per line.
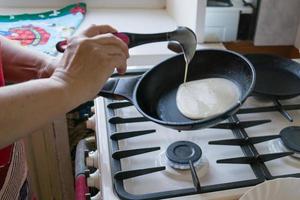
left=244, top=54, right=300, bottom=99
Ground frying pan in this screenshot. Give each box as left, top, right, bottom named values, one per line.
left=244, top=54, right=300, bottom=99
left=100, top=49, right=255, bottom=130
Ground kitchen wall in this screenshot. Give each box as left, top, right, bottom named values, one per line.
left=166, top=0, right=206, bottom=42
left=295, top=22, right=300, bottom=49
left=254, top=0, right=300, bottom=46
left=0, top=0, right=166, bottom=8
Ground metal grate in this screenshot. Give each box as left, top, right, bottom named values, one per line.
left=102, top=69, right=300, bottom=200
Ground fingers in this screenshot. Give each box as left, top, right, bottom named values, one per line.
left=73, top=24, right=129, bottom=59
left=94, top=44, right=127, bottom=75
left=68, top=30, right=129, bottom=75
left=81, top=24, right=129, bottom=58
left=116, top=65, right=127, bottom=75
left=113, top=54, right=127, bottom=75
left=82, top=24, right=118, bottom=37
left=88, top=33, right=129, bottom=58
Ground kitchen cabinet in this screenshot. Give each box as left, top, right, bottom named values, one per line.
left=254, top=0, right=300, bottom=46
left=24, top=117, right=73, bottom=200
left=205, top=0, right=253, bottom=42
left=205, top=10, right=240, bottom=42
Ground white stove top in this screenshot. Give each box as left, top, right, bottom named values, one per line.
left=94, top=94, right=300, bottom=200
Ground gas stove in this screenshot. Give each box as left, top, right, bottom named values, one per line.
left=86, top=67, right=300, bottom=200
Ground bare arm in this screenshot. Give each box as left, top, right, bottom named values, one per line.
left=0, top=35, right=57, bottom=82
left=0, top=25, right=128, bottom=148
left=0, top=79, right=71, bottom=148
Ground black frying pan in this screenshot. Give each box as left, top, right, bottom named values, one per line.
left=244, top=54, right=300, bottom=99
left=100, top=49, right=255, bottom=130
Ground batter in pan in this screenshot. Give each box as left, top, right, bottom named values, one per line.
left=176, top=78, right=241, bottom=119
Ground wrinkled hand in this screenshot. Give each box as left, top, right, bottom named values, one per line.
left=38, top=57, right=59, bottom=78
left=50, top=25, right=129, bottom=104
left=0, top=34, right=60, bottom=82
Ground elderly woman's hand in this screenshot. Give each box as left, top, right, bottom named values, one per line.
left=0, top=35, right=58, bottom=82
left=50, top=25, right=129, bottom=104
left=0, top=24, right=129, bottom=147
left=37, top=56, right=59, bottom=78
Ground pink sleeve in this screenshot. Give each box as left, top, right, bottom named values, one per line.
left=0, top=42, right=5, bottom=87
left=0, top=41, right=14, bottom=191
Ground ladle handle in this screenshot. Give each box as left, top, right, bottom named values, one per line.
left=56, top=31, right=172, bottom=52
left=98, top=76, right=140, bottom=101
left=122, top=32, right=170, bottom=48
left=56, top=32, right=131, bottom=53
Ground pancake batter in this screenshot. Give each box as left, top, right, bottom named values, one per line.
left=176, top=78, right=240, bottom=119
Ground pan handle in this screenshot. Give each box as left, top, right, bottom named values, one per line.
left=98, top=76, right=141, bottom=101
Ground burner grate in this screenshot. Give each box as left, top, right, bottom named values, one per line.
left=105, top=98, right=268, bottom=200
left=237, top=99, right=300, bottom=122
left=102, top=70, right=300, bottom=200
left=112, top=147, right=161, bottom=160
left=110, top=129, right=156, bottom=140
left=209, top=135, right=281, bottom=145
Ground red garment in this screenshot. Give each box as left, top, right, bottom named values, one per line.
left=75, top=175, right=88, bottom=200
left=0, top=43, right=5, bottom=86
left=0, top=41, right=14, bottom=190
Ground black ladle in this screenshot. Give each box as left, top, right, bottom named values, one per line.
left=56, top=26, right=197, bottom=64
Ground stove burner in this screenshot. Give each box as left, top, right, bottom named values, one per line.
left=158, top=141, right=209, bottom=177
left=158, top=151, right=209, bottom=179
left=166, top=141, right=202, bottom=165
left=280, top=126, right=300, bottom=153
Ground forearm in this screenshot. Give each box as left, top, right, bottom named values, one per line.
left=0, top=36, right=56, bottom=82
left=0, top=25, right=129, bottom=148
left=0, top=35, right=51, bottom=67
left=0, top=78, right=74, bottom=148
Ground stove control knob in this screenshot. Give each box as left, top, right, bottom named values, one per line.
left=84, top=169, right=90, bottom=177
left=86, top=115, right=96, bottom=130
left=91, top=191, right=102, bottom=200
left=91, top=106, right=95, bottom=113
left=87, top=169, right=101, bottom=190
left=86, top=150, right=99, bottom=168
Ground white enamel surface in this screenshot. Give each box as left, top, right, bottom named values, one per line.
left=176, top=78, right=240, bottom=119
left=86, top=115, right=96, bottom=130
left=87, top=169, right=101, bottom=190
left=86, top=150, right=99, bottom=168
left=239, top=178, right=300, bottom=200
left=95, top=88, right=300, bottom=199
left=95, top=95, right=300, bottom=199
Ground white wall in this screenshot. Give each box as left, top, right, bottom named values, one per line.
left=85, top=0, right=165, bottom=9
left=0, top=0, right=72, bottom=8
left=166, top=0, right=206, bottom=42
left=0, top=0, right=166, bottom=8
left=295, top=22, right=300, bottom=49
